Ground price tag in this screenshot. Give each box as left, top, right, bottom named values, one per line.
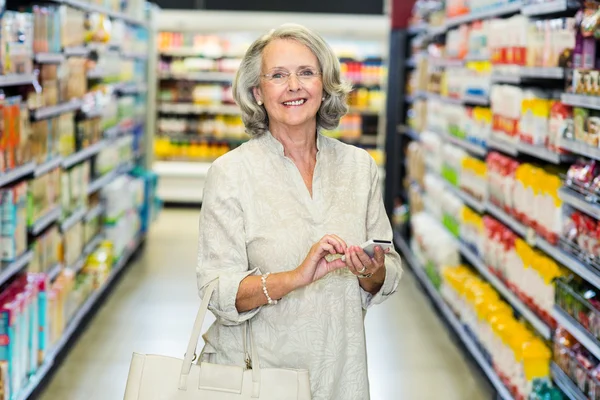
left=526, top=227, right=537, bottom=248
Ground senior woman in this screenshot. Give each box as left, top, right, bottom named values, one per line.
left=196, top=24, right=402, bottom=400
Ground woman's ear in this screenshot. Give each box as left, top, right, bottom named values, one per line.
left=252, top=86, right=263, bottom=105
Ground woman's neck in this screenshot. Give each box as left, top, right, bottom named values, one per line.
left=270, top=124, right=318, bottom=162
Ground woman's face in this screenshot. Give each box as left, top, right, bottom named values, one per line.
left=253, top=39, right=324, bottom=133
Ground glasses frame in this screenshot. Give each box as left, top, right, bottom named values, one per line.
left=261, top=68, right=322, bottom=85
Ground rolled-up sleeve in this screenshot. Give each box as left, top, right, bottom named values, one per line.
left=197, top=160, right=262, bottom=325
left=360, top=158, right=403, bottom=309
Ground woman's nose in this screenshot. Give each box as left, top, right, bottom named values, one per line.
left=287, top=74, right=301, bottom=91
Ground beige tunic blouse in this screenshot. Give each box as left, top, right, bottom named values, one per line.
left=196, top=131, right=402, bottom=400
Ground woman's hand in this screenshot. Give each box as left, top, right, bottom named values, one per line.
left=345, top=245, right=389, bottom=294
left=293, top=235, right=348, bottom=287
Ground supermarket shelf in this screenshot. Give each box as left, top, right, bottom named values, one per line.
left=116, top=82, right=148, bottom=95
left=445, top=1, right=522, bottom=28
left=29, top=205, right=61, bottom=236
left=0, top=74, right=37, bottom=87
left=34, top=53, right=66, bottom=64
left=458, top=242, right=552, bottom=339
left=464, top=54, right=490, bottom=62
left=64, top=46, right=90, bottom=57
left=426, top=92, right=488, bottom=106
left=560, top=139, right=600, bottom=162
left=446, top=184, right=486, bottom=214
left=87, top=68, right=109, bottom=79
left=488, top=136, right=519, bottom=157
left=121, top=51, right=148, bottom=60
left=551, top=363, right=587, bottom=400
left=60, top=207, right=87, bottom=233
left=0, top=162, right=36, bottom=187
left=87, top=163, right=130, bottom=195
left=486, top=200, right=600, bottom=289
left=436, top=130, right=487, bottom=157
left=159, top=71, right=236, bottom=82
left=554, top=305, right=600, bottom=360
left=491, top=67, right=564, bottom=83
left=561, top=93, right=600, bottom=110
left=52, top=0, right=148, bottom=27
left=426, top=92, right=462, bottom=105
left=0, top=251, right=33, bottom=288
left=408, top=22, right=428, bottom=35
left=485, top=202, right=526, bottom=236
left=159, top=48, right=202, bottom=57
left=83, top=233, right=105, bottom=258
left=158, top=102, right=241, bottom=115
left=67, top=231, right=103, bottom=274
left=516, top=141, right=573, bottom=164
left=31, top=99, right=82, bottom=120
left=17, top=234, right=142, bottom=400
left=558, top=187, right=600, bottom=220
left=427, top=25, right=447, bottom=37
left=34, top=157, right=62, bottom=177
left=104, top=125, right=122, bottom=139
left=491, top=72, right=521, bottom=84
left=62, top=141, right=106, bottom=169
left=47, top=263, right=63, bottom=282
left=462, top=94, right=489, bottom=106
left=522, top=0, right=580, bottom=16
left=84, top=203, right=105, bottom=222
left=394, top=233, right=513, bottom=400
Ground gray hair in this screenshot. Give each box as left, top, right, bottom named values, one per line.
left=232, top=23, right=353, bottom=137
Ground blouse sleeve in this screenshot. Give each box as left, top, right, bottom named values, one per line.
left=360, top=157, right=403, bottom=309
left=196, top=159, right=262, bottom=326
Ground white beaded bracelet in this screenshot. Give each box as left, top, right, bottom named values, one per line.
left=261, top=273, right=278, bottom=305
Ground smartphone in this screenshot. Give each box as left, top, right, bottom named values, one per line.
left=360, top=239, right=393, bottom=258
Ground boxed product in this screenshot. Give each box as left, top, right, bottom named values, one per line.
left=27, top=169, right=60, bottom=227
left=0, top=12, right=33, bottom=75
left=29, top=226, right=60, bottom=275
left=61, top=221, right=83, bottom=268
left=0, top=182, right=28, bottom=262
left=59, top=6, right=85, bottom=49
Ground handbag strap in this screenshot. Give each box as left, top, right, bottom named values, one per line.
left=179, top=279, right=218, bottom=389
left=179, top=278, right=262, bottom=396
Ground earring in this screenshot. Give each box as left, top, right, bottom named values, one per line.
left=257, top=100, right=263, bottom=106
left=322, top=96, right=326, bottom=101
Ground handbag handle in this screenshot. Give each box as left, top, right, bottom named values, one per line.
left=179, top=279, right=262, bottom=396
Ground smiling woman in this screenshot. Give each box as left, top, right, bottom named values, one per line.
left=195, top=23, right=403, bottom=400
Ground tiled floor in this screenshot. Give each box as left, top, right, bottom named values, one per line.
left=38, top=209, right=493, bottom=400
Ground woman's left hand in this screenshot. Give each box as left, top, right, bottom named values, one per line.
left=345, top=245, right=389, bottom=293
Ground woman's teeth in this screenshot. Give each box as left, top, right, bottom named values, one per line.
left=283, top=99, right=306, bottom=106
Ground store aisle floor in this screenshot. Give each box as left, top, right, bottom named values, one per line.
left=39, top=209, right=493, bottom=400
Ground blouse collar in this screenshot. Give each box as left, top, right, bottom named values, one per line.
left=260, top=130, right=325, bottom=157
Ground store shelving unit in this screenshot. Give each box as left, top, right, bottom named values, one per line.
left=554, top=305, right=600, bottom=360
left=61, top=140, right=107, bottom=169
left=392, top=2, right=600, bottom=397
left=459, top=240, right=551, bottom=339
left=29, top=205, right=62, bottom=236
left=0, top=251, right=34, bottom=288
left=444, top=1, right=522, bottom=28
left=551, top=363, right=587, bottom=400
left=0, top=0, right=160, bottom=398
left=395, top=233, right=514, bottom=400
left=15, top=236, right=143, bottom=400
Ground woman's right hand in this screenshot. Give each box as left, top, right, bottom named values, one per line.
left=293, top=235, right=348, bottom=287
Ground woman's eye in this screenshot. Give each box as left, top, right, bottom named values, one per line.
left=299, top=70, right=315, bottom=76
left=272, top=73, right=284, bottom=79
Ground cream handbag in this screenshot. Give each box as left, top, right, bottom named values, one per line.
left=123, top=280, right=311, bottom=399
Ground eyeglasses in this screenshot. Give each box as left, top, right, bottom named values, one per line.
left=261, top=68, right=322, bottom=85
